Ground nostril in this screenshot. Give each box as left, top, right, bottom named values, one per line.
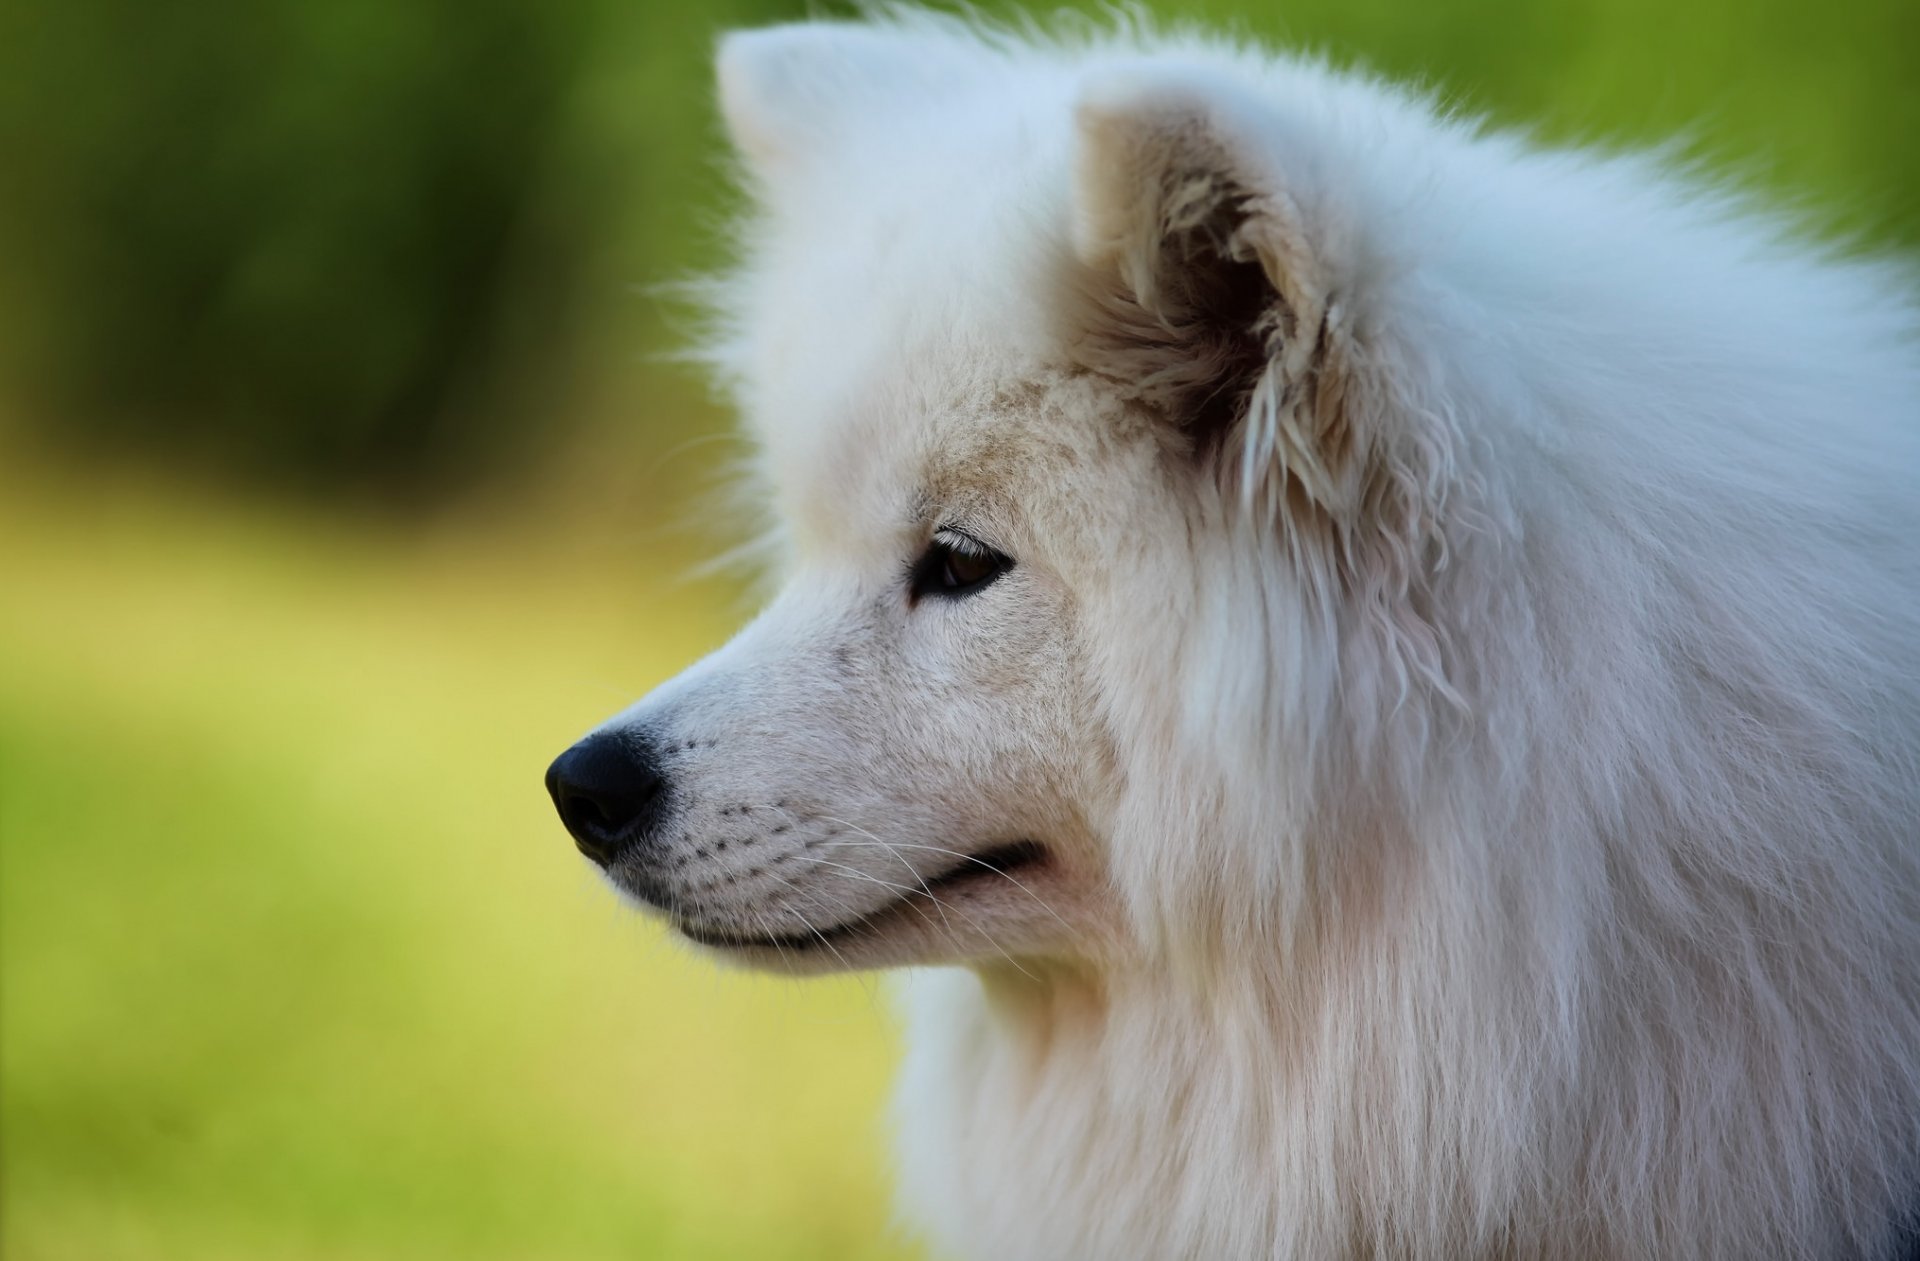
left=544, top=731, right=669, bottom=867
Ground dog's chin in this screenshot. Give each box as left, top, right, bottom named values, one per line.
left=666, top=841, right=1070, bottom=975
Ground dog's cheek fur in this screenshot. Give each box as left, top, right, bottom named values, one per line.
left=609, top=562, right=1111, bottom=959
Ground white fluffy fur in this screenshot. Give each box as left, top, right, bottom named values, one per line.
left=587, top=12, right=1920, bottom=1259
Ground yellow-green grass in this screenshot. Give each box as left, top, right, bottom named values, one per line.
left=0, top=466, right=917, bottom=1260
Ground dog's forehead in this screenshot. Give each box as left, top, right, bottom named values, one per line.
left=738, top=167, right=1101, bottom=556
left=766, top=350, right=1087, bottom=560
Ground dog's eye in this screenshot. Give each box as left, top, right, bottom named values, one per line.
left=910, top=532, right=1012, bottom=602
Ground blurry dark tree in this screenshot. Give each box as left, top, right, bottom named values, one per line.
left=0, top=0, right=801, bottom=499
left=0, top=0, right=1912, bottom=501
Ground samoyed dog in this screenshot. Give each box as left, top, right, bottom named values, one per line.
left=545, top=13, right=1920, bottom=1259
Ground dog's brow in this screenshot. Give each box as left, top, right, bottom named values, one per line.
left=908, top=488, right=938, bottom=530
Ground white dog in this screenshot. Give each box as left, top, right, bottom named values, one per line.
left=545, top=13, right=1920, bottom=1259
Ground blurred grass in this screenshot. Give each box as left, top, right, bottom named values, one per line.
left=0, top=459, right=916, bottom=1260
left=1, top=0, right=1915, bottom=1257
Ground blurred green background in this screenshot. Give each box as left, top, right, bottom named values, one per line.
left=0, top=0, right=1913, bottom=1258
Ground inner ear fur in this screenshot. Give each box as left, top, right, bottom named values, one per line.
left=1069, top=76, right=1362, bottom=522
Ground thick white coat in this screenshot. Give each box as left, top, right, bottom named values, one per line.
left=597, top=14, right=1920, bottom=1260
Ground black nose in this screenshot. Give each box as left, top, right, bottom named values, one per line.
left=545, top=731, right=668, bottom=866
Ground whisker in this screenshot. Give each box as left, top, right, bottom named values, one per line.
left=778, top=852, right=1034, bottom=980
left=812, top=818, right=965, bottom=942
left=779, top=854, right=976, bottom=952
left=785, top=851, right=1036, bottom=981
left=812, top=821, right=1075, bottom=936
left=770, top=877, right=861, bottom=973
left=744, top=900, right=800, bottom=975
left=770, top=803, right=969, bottom=945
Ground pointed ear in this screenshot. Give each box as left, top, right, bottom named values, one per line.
left=1069, top=69, right=1371, bottom=521
left=716, top=21, right=986, bottom=177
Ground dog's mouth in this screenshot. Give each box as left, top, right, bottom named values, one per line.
left=676, top=840, right=1050, bottom=952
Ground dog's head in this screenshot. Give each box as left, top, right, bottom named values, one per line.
left=547, top=19, right=1464, bottom=974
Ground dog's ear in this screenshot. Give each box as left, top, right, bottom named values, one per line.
left=1070, top=70, right=1377, bottom=524
left=717, top=22, right=982, bottom=177
left=1073, top=71, right=1462, bottom=706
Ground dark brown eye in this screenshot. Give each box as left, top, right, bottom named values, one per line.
left=910, top=533, right=1012, bottom=602
left=942, top=546, right=996, bottom=588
